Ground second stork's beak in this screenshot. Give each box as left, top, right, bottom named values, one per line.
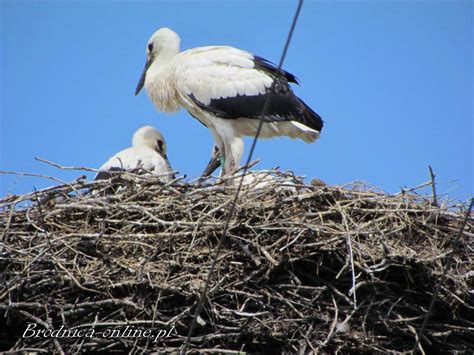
left=201, top=150, right=221, bottom=178
left=163, top=154, right=176, bottom=180
left=135, top=57, right=153, bottom=96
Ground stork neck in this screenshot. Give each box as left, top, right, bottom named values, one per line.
left=144, top=53, right=181, bottom=112
left=146, top=52, right=176, bottom=82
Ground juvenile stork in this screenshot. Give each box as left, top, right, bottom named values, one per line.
left=135, top=28, right=323, bottom=177
left=95, top=125, right=174, bottom=181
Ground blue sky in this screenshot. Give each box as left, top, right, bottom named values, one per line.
left=1, top=0, right=472, bottom=200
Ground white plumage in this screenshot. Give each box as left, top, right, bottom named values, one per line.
left=135, top=28, right=324, bottom=178
left=96, top=125, right=173, bottom=181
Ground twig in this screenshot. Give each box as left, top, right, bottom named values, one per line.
left=321, top=295, right=339, bottom=347
left=428, top=165, right=438, bottom=207
left=35, top=157, right=99, bottom=173
left=0, top=170, right=72, bottom=186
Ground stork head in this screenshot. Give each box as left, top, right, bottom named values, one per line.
left=132, top=125, right=168, bottom=158
left=201, top=145, right=222, bottom=178
left=135, top=28, right=181, bottom=95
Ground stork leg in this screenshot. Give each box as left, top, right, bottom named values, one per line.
left=211, top=124, right=244, bottom=186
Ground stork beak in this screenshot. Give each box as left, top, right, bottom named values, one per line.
left=135, top=57, right=153, bottom=96
left=162, top=153, right=176, bottom=180
left=201, top=152, right=221, bottom=178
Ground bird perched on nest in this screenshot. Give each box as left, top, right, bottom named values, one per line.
left=95, top=125, right=174, bottom=181
left=135, top=27, right=324, bottom=179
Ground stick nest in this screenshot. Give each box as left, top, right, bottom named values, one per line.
left=0, top=170, right=472, bottom=353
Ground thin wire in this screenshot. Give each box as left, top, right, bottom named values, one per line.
left=413, top=198, right=473, bottom=353
left=182, top=1, right=304, bottom=352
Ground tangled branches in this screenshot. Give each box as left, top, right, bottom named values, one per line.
left=0, top=170, right=472, bottom=353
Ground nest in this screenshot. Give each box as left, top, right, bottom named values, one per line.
left=0, top=169, right=472, bottom=353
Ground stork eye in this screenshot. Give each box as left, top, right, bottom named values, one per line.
left=148, top=43, right=154, bottom=52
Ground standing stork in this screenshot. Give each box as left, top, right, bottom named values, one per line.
left=135, top=28, right=323, bottom=178
left=95, top=125, right=174, bottom=181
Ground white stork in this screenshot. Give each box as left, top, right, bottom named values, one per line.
left=135, top=28, right=323, bottom=178
left=95, top=125, right=174, bottom=181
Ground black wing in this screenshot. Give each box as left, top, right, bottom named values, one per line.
left=189, top=55, right=323, bottom=132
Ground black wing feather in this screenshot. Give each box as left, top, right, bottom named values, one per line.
left=253, top=55, right=299, bottom=84
left=189, top=57, right=324, bottom=133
